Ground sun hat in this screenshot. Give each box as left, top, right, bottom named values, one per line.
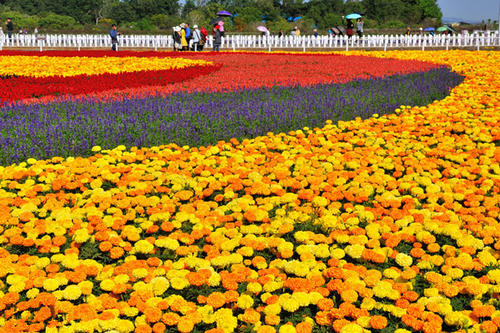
left=193, top=25, right=198, bottom=29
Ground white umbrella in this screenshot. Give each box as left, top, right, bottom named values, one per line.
left=257, top=26, right=268, bottom=33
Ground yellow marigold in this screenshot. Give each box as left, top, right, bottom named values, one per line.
left=395, top=253, right=413, bottom=267
left=150, top=276, right=169, bottom=296
left=263, top=303, right=281, bottom=317
left=170, top=277, right=189, bottom=290
left=279, top=324, right=296, bottom=333
left=237, top=294, right=254, bottom=310
left=345, top=244, right=364, bottom=259
left=247, top=282, right=263, bottom=294
left=340, top=323, right=363, bottom=333
left=63, top=285, right=82, bottom=300
left=132, top=268, right=149, bottom=279
left=100, top=279, right=115, bottom=291
left=26, top=288, right=39, bottom=299
left=312, top=196, right=328, bottom=207
left=43, top=278, right=60, bottom=291
left=134, top=240, right=154, bottom=254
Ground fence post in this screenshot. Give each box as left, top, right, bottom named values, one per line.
left=302, top=36, right=306, bottom=52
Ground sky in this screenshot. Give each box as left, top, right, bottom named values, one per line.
left=437, top=0, right=500, bottom=23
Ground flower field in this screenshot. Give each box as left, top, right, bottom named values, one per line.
left=0, top=50, right=499, bottom=333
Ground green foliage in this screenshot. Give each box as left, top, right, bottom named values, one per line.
left=38, top=13, right=77, bottom=30
left=417, top=0, right=442, bottom=21
left=151, top=14, right=176, bottom=30
left=134, top=17, right=156, bottom=31
left=0, top=11, right=39, bottom=30
left=0, top=0, right=444, bottom=33
left=78, top=241, right=115, bottom=264
left=382, top=19, right=407, bottom=29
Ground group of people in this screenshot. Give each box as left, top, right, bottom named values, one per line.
left=109, top=21, right=223, bottom=52
left=172, top=23, right=205, bottom=51
left=172, top=21, right=224, bottom=52
left=326, top=18, right=363, bottom=38
left=3, top=18, right=38, bottom=40
left=347, top=18, right=363, bottom=37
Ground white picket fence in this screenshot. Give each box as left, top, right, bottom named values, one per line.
left=0, top=31, right=498, bottom=51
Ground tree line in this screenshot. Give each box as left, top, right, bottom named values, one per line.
left=1, top=0, right=443, bottom=34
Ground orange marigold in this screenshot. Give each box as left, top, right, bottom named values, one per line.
left=369, top=315, right=387, bottom=329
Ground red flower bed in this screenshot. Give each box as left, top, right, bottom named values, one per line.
left=0, top=51, right=442, bottom=104
left=0, top=64, right=221, bottom=104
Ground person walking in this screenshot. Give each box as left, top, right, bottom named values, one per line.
left=5, top=18, right=14, bottom=40
left=213, top=25, right=222, bottom=51
left=109, top=24, right=120, bottom=51
left=185, top=23, right=191, bottom=46
left=180, top=23, right=188, bottom=51
left=191, top=25, right=201, bottom=51
left=346, top=19, right=354, bottom=38
left=172, top=26, right=181, bottom=51
left=356, top=18, right=363, bottom=37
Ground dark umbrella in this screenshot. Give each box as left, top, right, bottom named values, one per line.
left=210, top=17, right=222, bottom=25
left=217, top=10, right=232, bottom=17
left=424, top=27, right=435, bottom=32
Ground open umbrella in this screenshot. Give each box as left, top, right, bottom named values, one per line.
left=424, top=27, right=435, bottom=32
left=210, top=17, right=222, bottom=25
left=336, top=26, right=346, bottom=34
left=437, top=26, right=456, bottom=33
left=257, top=26, right=268, bottom=33
left=345, top=13, right=362, bottom=20
left=217, top=10, right=232, bottom=17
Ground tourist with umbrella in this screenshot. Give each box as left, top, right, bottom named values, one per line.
left=344, top=13, right=360, bottom=38
left=213, top=24, right=222, bottom=51
left=437, top=26, right=456, bottom=35
left=356, top=18, right=364, bottom=37
left=257, top=26, right=270, bottom=37
left=424, top=27, right=435, bottom=36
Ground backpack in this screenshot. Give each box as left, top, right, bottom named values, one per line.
left=200, top=26, right=208, bottom=44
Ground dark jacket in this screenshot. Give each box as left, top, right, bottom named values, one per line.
left=214, top=28, right=222, bottom=45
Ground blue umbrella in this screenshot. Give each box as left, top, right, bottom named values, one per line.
left=293, top=16, right=302, bottom=22
left=345, top=13, right=362, bottom=20
left=217, top=10, right=232, bottom=17
left=424, top=27, right=435, bottom=31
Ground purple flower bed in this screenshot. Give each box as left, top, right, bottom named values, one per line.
left=0, top=67, right=463, bottom=166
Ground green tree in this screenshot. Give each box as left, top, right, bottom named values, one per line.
left=416, top=0, right=442, bottom=20
left=182, top=0, right=197, bottom=18
left=306, top=0, right=343, bottom=29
